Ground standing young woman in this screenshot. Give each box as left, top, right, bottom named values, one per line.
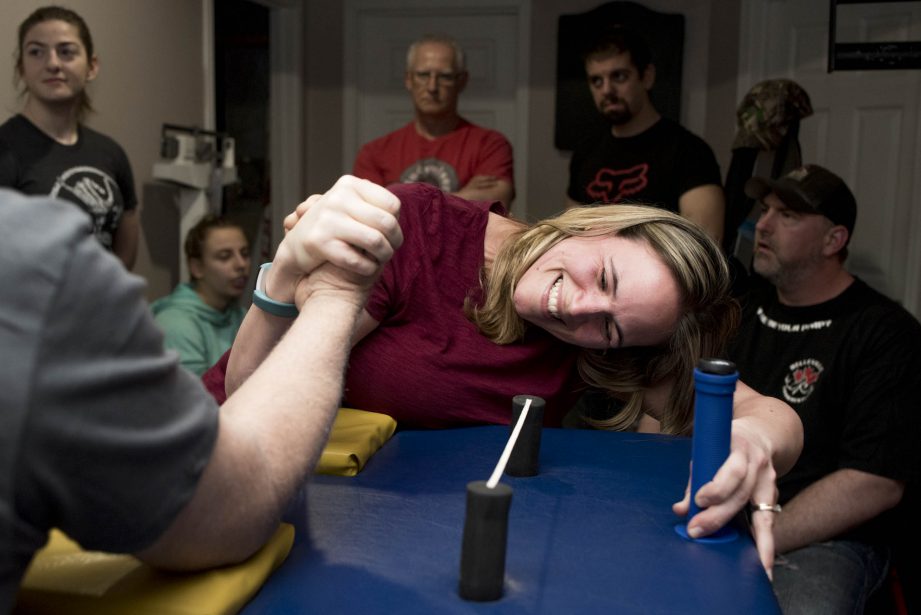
left=0, top=6, right=138, bottom=269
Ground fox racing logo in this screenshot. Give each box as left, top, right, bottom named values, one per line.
left=586, top=163, right=649, bottom=203
left=782, top=359, right=823, bottom=404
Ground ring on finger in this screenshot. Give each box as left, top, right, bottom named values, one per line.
left=750, top=502, right=782, bottom=514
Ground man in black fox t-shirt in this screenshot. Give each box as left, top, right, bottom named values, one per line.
left=729, top=164, right=921, bottom=614
left=565, top=27, right=724, bottom=245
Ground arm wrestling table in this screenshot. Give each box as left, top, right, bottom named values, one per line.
left=241, top=426, right=780, bottom=614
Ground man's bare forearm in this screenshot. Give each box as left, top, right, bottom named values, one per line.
left=773, top=468, right=904, bottom=554
left=138, top=291, right=364, bottom=569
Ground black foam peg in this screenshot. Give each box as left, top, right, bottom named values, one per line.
left=459, top=480, right=513, bottom=601
left=505, top=395, right=545, bottom=477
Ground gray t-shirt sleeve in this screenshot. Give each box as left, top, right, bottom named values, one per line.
left=14, top=204, right=219, bottom=553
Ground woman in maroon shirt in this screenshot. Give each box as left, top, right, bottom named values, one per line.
left=216, top=175, right=802, bottom=575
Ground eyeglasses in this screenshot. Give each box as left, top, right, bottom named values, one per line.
left=411, top=70, right=460, bottom=86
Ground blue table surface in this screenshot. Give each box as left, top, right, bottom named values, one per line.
left=242, top=426, right=779, bottom=614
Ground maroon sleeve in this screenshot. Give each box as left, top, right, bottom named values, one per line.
left=362, top=183, right=430, bottom=322
left=200, top=349, right=231, bottom=404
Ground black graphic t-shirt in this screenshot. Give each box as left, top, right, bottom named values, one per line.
left=567, top=118, right=720, bottom=212
left=728, top=279, right=921, bottom=544
left=0, top=114, right=136, bottom=251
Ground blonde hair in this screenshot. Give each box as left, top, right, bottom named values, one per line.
left=467, top=204, right=738, bottom=435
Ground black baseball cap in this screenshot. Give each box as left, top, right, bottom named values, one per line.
left=744, top=164, right=857, bottom=237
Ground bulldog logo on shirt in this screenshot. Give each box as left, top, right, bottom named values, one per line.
left=51, top=165, right=122, bottom=248
left=782, top=358, right=823, bottom=404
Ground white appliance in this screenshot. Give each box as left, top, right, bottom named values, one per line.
left=151, top=124, right=238, bottom=283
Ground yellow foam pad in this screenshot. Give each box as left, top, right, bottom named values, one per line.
left=14, top=523, right=294, bottom=615
left=315, top=407, right=397, bottom=476
left=13, top=408, right=396, bottom=614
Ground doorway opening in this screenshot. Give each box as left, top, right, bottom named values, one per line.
left=214, top=0, right=270, bottom=258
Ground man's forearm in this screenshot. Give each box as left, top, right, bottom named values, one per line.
left=678, top=184, right=725, bottom=245
left=774, top=468, right=904, bottom=554
left=225, top=291, right=363, bottom=485
left=113, top=209, right=139, bottom=270
left=454, top=177, right=514, bottom=208
left=139, top=291, right=364, bottom=569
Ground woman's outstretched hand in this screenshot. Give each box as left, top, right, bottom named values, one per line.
left=672, top=419, right=779, bottom=578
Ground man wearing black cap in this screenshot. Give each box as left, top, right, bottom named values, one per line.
left=728, top=164, right=921, bottom=613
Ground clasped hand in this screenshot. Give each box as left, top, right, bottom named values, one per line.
left=270, top=176, right=404, bottom=306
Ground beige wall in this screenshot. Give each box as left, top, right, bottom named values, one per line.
left=0, top=0, right=206, bottom=300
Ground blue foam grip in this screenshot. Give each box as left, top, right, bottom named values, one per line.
left=676, top=360, right=739, bottom=542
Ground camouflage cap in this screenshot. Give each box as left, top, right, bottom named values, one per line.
left=733, top=79, right=814, bottom=150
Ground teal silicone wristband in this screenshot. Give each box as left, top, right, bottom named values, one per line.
left=253, top=262, right=299, bottom=318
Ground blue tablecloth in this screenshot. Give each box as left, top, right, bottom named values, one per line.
left=242, top=426, right=780, bottom=614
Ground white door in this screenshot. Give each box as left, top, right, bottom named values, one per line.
left=740, top=0, right=921, bottom=317
left=344, top=0, right=531, bottom=215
